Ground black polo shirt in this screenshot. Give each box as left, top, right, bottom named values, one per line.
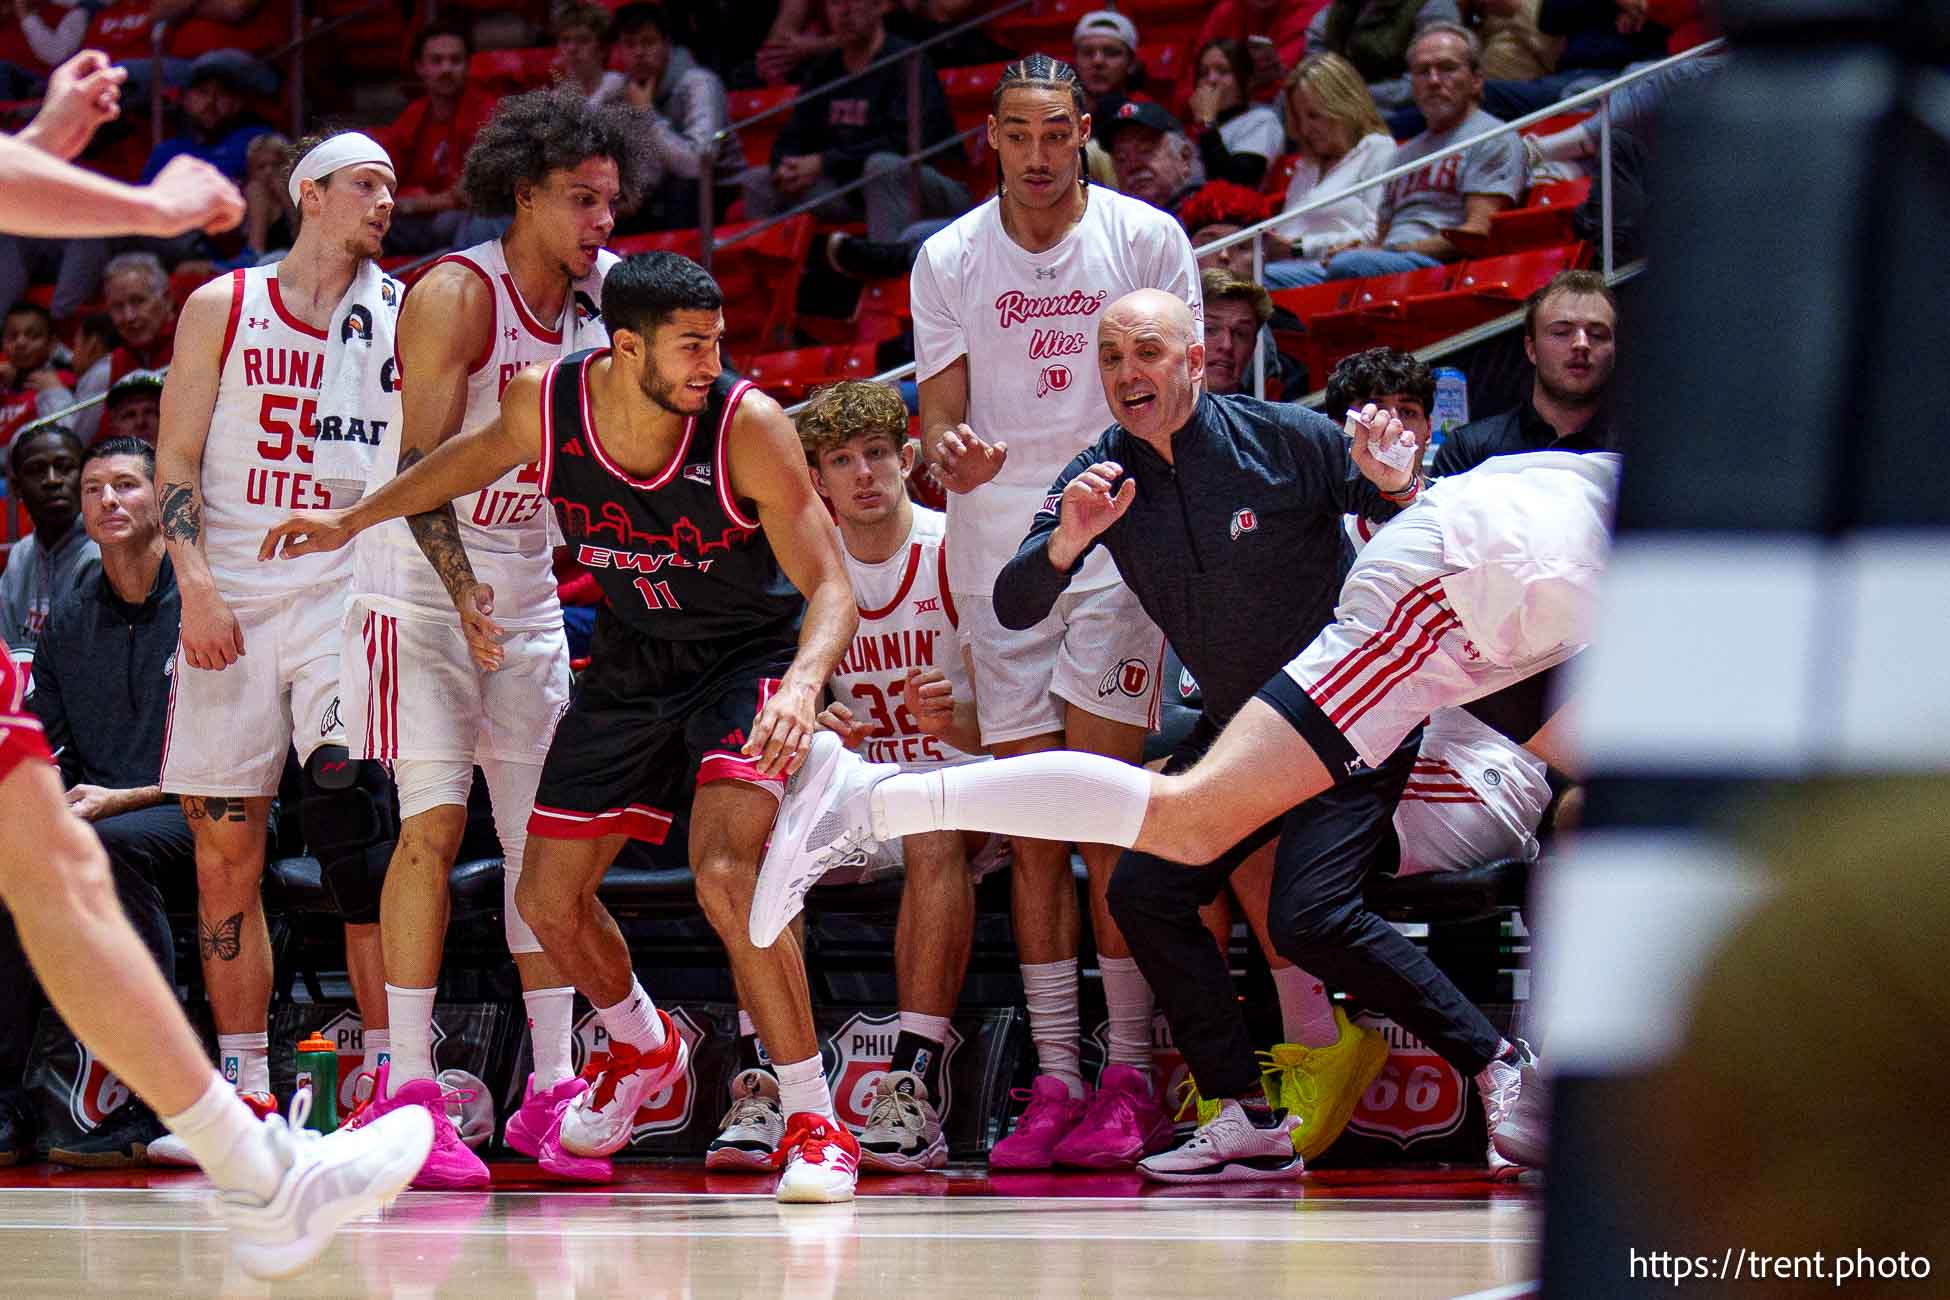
left=32, top=553, right=179, bottom=790
left=1432, top=397, right=1611, bottom=477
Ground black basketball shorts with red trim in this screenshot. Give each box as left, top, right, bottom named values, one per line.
left=528, top=610, right=799, bottom=844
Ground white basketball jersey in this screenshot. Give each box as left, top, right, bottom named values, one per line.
left=910, top=189, right=1202, bottom=597
left=202, top=266, right=351, bottom=601
left=357, top=241, right=617, bottom=628
left=829, top=506, right=979, bottom=769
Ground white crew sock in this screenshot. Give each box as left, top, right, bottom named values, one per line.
left=595, top=976, right=666, bottom=1053
left=873, top=753, right=1151, bottom=847
left=737, top=1009, right=758, bottom=1038
left=1020, top=958, right=1083, bottom=1097
left=1273, top=965, right=1341, bottom=1047
left=774, top=1054, right=834, bottom=1120
left=1098, top=955, right=1155, bottom=1081
left=359, top=1028, right=390, bottom=1084
left=161, top=1070, right=282, bottom=1202
left=523, top=986, right=577, bottom=1088
left=385, top=983, right=438, bottom=1086
left=216, top=1031, right=270, bottom=1096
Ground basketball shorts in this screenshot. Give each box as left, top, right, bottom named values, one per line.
left=1393, top=711, right=1551, bottom=877
left=527, top=613, right=798, bottom=844
left=1262, top=504, right=1587, bottom=775
left=958, top=583, right=1164, bottom=747
left=343, top=597, right=570, bottom=765
left=161, top=582, right=348, bottom=797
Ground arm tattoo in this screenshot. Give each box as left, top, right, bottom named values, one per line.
left=160, top=480, right=201, bottom=545
left=400, top=450, right=481, bottom=605
left=199, top=911, right=244, bottom=961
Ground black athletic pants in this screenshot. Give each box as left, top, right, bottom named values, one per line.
left=1106, top=717, right=1505, bottom=1101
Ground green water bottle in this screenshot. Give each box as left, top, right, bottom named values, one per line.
left=295, top=1032, right=339, bottom=1134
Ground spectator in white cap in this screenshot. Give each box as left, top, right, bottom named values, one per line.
left=1073, top=10, right=1145, bottom=111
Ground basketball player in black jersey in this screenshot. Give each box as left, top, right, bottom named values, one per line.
left=260, top=253, right=868, bottom=1202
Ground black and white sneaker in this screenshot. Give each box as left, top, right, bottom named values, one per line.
left=705, top=1069, right=785, bottom=1171
left=857, top=1070, right=946, bottom=1173
left=49, top=1103, right=167, bottom=1168
left=1136, top=1100, right=1303, bottom=1184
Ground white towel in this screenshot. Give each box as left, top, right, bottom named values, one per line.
left=312, top=259, right=405, bottom=504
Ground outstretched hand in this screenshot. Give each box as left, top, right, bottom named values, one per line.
left=932, top=422, right=1008, bottom=494
left=1344, top=403, right=1419, bottom=494
left=259, top=509, right=356, bottom=561
left=1049, top=461, right=1136, bottom=569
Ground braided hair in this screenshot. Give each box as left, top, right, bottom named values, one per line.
left=989, top=53, right=1091, bottom=196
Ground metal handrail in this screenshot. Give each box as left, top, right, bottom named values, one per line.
left=784, top=39, right=1726, bottom=408
left=699, top=0, right=1038, bottom=263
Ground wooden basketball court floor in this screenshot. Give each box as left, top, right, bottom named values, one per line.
left=0, top=1163, right=1539, bottom=1299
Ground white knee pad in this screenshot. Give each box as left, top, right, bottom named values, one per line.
left=392, top=758, right=474, bottom=822
left=482, top=757, right=545, bottom=956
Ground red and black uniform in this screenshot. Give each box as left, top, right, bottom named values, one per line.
left=527, top=351, right=804, bottom=843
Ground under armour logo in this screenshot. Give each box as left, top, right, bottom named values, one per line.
left=1033, top=267, right=1058, bottom=280
left=505, top=327, right=519, bottom=342
left=246, top=317, right=270, bottom=329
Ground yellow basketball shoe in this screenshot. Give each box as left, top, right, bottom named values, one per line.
left=1170, top=1077, right=1221, bottom=1135
left=1259, top=1007, right=1391, bottom=1161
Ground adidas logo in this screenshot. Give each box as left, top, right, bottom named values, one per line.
left=721, top=727, right=747, bottom=748
left=561, top=437, right=587, bottom=457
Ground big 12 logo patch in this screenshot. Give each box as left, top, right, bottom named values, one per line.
left=67, top=1043, right=133, bottom=1132
left=572, top=1006, right=704, bottom=1143
left=826, top=1010, right=962, bottom=1129
left=1344, top=1012, right=1467, bottom=1147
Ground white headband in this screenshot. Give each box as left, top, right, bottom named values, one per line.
left=288, top=132, right=395, bottom=205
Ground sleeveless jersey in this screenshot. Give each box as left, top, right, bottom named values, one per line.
left=356, top=241, right=617, bottom=629
left=203, top=266, right=350, bottom=601
left=829, top=506, right=977, bottom=769
left=539, top=352, right=802, bottom=642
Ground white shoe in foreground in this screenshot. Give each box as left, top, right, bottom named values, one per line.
left=1137, top=1099, right=1304, bottom=1184
left=773, top=1112, right=861, bottom=1204
left=220, top=1092, right=434, bottom=1280
left=749, top=732, right=898, bottom=947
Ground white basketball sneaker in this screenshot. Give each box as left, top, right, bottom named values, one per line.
left=1476, top=1039, right=1537, bottom=1179
left=856, top=1071, right=946, bottom=1173
left=1136, top=1099, right=1304, bottom=1184
left=749, top=731, right=899, bottom=947
left=774, top=1112, right=861, bottom=1204
left=219, top=1090, right=434, bottom=1279
left=557, top=1009, right=691, bottom=1158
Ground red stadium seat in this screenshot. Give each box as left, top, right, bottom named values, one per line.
left=1367, top=244, right=1587, bottom=348
left=727, top=85, right=798, bottom=168
left=709, top=214, right=818, bottom=355
left=1135, top=42, right=1182, bottom=89
left=1518, top=111, right=1593, bottom=139
left=1269, top=282, right=1355, bottom=322
left=1262, top=151, right=1302, bottom=198
left=1475, top=177, right=1592, bottom=255
left=743, top=343, right=879, bottom=403
left=1304, top=265, right=1457, bottom=356
left=989, top=0, right=1096, bottom=56
left=799, top=277, right=912, bottom=348
left=468, top=47, right=559, bottom=96
left=941, top=61, right=1008, bottom=134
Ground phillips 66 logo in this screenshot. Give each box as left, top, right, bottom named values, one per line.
left=1345, top=1012, right=1468, bottom=1147
left=1036, top=364, right=1072, bottom=399
left=67, top=1043, right=133, bottom=1132
left=571, top=1007, right=705, bottom=1142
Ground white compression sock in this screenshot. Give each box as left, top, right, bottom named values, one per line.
left=385, top=984, right=437, bottom=1085
left=595, top=976, right=666, bottom=1053
left=523, top=986, right=576, bottom=1088
left=898, top=1010, right=952, bottom=1046
left=161, top=1070, right=282, bottom=1202
left=873, top=753, right=1152, bottom=847
left=1020, top=958, right=1083, bottom=1097
left=359, top=1028, right=390, bottom=1083
left=1098, top=956, right=1155, bottom=1080
left=216, top=1032, right=270, bottom=1096
left=774, top=1054, right=834, bottom=1120
left=1272, top=965, right=1341, bottom=1047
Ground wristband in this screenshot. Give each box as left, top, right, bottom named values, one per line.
left=1380, top=475, right=1422, bottom=504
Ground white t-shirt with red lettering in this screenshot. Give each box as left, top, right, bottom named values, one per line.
left=910, top=187, right=1200, bottom=597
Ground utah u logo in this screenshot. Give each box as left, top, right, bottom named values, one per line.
left=340, top=304, right=373, bottom=343
left=1036, top=365, right=1071, bottom=399
left=1098, top=658, right=1150, bottom=700
left=1229, top=507, right=1258, bottom=540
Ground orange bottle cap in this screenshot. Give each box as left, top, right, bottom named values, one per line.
left=298, top=1032, right=335, bottom=1052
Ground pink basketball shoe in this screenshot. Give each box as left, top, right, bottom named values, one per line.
left=1052, top=1064, right=1171, bottom=1169
left=988, top=1075, right=1089, bottom=1170
left=504, top=1073, right=612, bottom=1182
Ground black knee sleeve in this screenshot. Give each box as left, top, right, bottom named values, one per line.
left=299, top=747, right=398, bottom=924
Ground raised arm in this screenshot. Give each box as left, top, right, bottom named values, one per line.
left=918, top=356, right=1007, bottom=493
left=156, top=278, right=243, bottom=670
left=726, top=390, right=860, bottom=778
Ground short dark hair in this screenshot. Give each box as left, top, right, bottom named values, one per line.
left=1523, top=269, right=1617, bottom=339
left=1324, top=347, right=1436, bottom=417
left=82, top=436, right=156, bottom=478
left=77, top=313, right=119, bottom=349
left=410, top=20, right=471, bottom=67
left=8, top=423, right=80, bottom=476
left=992, top=52, right=1090, bottom=120
left=1195, top=38, right=1254, bottom=101
left=461, top=86, right=654, bottom=217
left=601, top=252, right=722, bottom=340
left=607, top=2, right=669, bottom=40
left=3, top=302, right=52, bottom=331
left=554, top=3, right=611, bottom=42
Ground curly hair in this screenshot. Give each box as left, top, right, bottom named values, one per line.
left=796, top=380, right=910, bottom=464
left=460, top=86, right=654, bottom=217
left=1324, top=347, right=1436, bottom=419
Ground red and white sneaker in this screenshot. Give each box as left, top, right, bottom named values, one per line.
left=504, top=1073, right=612, bottom=1181
left=147, top=1088, right=280, bottom=1167
left=773, top=1112, right=860, bottom=1204
left=557, top=1010, right=690, bottom=1158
